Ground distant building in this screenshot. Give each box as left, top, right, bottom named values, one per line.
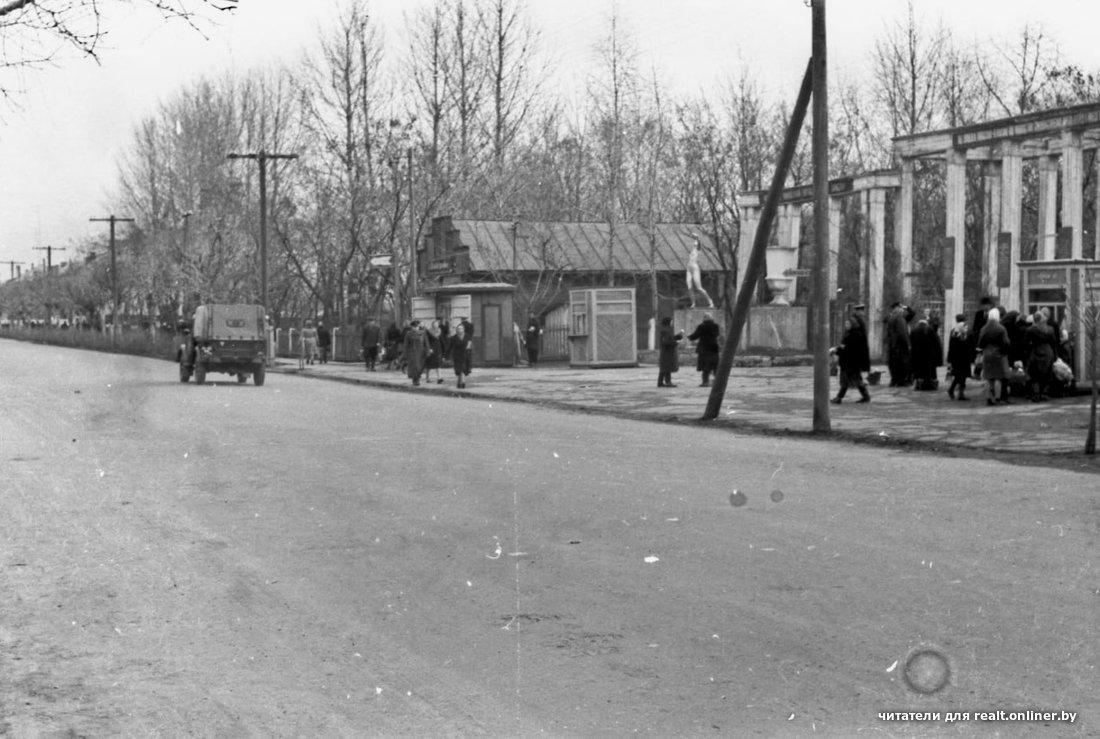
left=415, top=216, right=725, bottom=364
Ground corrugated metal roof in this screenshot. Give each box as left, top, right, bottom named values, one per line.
left=450, top=219, right=721, bottom=274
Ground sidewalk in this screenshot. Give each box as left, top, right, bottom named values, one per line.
left=272, top=357, right=1100, bottom=467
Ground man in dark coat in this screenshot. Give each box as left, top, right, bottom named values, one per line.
left=687, top=313, right=721, bottom=387
left=656, top=316, right=683, bottom=388
left=945, top=313, right=973, bottom=401
left=403, top=320, right=431, bottom=386
left=317, top=322, right=332, bottom=364
left=524, top=313, right=542, bottom=366
left=884, top=302, right=912, bottom=387
left=909, top=317, right=943, bottom=390
left=360, top=317, right=381, bottom=371
left=831, top=304, right=871, bottom=403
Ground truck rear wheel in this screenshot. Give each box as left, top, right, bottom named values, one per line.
left=253, top=364, right=265, bottom=386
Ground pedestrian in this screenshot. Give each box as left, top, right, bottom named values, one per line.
left=449, top=322, right=473, bottom=388
left=687, top=313, right=721, bottom=387
left=317, top=321, right=332, bottom=364
left=457, top=316, right=474, bottom=373
left=459, top=316, right=474, bottom=340
left=383, top=321, right=402, bottom=369
left=403, top=320, right=431, bottom=386
left=361, top=317, right=381, bottom=371
left=945, top=313, right=973, bottom=401
left=300, top=319, right=319, bottom=365
left=438, top=317, right=451, bottom=361
left=656, top=316, right=683, bottom=388
left=884, top=302, right=912, bottom=387
left=425, top=320, right=444, bottom=384
left=909, top=316, right=943, bottom=391
left=1024, top=310, right=1057, bottom=401
left=977, top=307, right=1010, bottom=406
left=972, top=296, right=996, bottom=340
left=524, top=313, right=542, bottom=366
left=830, top=304, right=871, bottom=404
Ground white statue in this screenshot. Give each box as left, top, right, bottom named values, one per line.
left=686, top=234, right=715, bottom=308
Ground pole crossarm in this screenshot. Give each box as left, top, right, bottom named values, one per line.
left=32, top=245, right=66, bottom=271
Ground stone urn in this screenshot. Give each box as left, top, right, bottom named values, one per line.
left=765, top=245, right=799, bottom=306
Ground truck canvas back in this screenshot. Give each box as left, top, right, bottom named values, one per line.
left=178, top=304, right=267, bottom=386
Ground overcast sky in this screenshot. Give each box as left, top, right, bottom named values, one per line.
left=0, top=0, right=1096, bottom=278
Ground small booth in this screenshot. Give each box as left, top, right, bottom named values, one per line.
left=1017, top=259, right=1100, bottom=384
left=416, top=283, right=517, bottom=367
left=568, top=288, right=638, bottom=368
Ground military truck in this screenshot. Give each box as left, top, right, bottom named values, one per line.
left=178, top=304, right=267, bottom=386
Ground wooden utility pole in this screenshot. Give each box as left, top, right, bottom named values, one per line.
left=33, top=245, right=66, bottom=326
left=227, top=150, right=298, bottom=318
left=811, top=0, right=831, bottom=431
left=90, top=216, right=134, bottom=342
left=702, top=60, right=814, bottom=421
left=1, top=260, right=24, bottom=280
left=407, top=147, right=416, bottom=317
left=32, top=244, right=65, bottom=273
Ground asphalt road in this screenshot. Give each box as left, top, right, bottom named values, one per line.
left=1, top=340, right=1097, bottom=737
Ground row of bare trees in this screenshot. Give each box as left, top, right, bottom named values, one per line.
left=3, top=1, right=1098, bottom=334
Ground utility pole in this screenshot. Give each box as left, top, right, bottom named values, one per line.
left=702, top=60, right=813, bottom=421
left=811, top=0, right=831, bottom=432
left=407, top=147, right=416, bottom=321
left=1, top=260, right=23, bottom=280
left=227, top=150, right=298, bottom=323
left=33, top=245, right=65, bottom=326
left=90, top=215, right=134, bottom=342
left=32, top=244, right=66, bottom=273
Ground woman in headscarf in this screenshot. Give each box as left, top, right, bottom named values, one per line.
left=656, top=316, right=684, bottom=388
left=977, top=307, right=1010, bottom=406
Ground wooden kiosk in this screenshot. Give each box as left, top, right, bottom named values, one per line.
left=568, top=288, right=638, bottom=368
left=1017, top=259, right=1099, bottom=384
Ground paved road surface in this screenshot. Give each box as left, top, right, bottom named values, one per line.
left=2, top=342, right=1097, bottom=737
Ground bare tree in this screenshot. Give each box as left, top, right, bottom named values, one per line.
left=482, top=0, right=542, bottom=166
left=975, top=23, right=1061, bottom=116
left=870, top=0, right=950, bottom=136
left=0, top=0, right=239, bottom=98
left=588, top=4, right=640, bottom=286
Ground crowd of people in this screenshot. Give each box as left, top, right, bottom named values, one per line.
left=291, top=297, right=1078, bottom=404
left=353, top=316, right=474, bottom=388
left=879, top=297, right=1074, bottom=406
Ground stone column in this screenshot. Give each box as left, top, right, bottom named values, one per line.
left=866, top=187, right=887, bottom=357
left=786, top=204, right=802, bottom=299
left=1037, top=154, right=1059, bottom=260
left=828, top=195, right=841, bottom=300
left=1062, top=130, right=1084, bottom=259
left=1001, top=142, right=1023, bottom=306
left=897, top=158, right=916, bottom=300
left=945, top=148, right=967, bottom=325
left=738, top=198, right=760, bottom=304
left=982, top=160, right=1003, bottom=300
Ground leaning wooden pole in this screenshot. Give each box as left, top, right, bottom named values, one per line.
left=702, top=59, right=814, bottom=420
